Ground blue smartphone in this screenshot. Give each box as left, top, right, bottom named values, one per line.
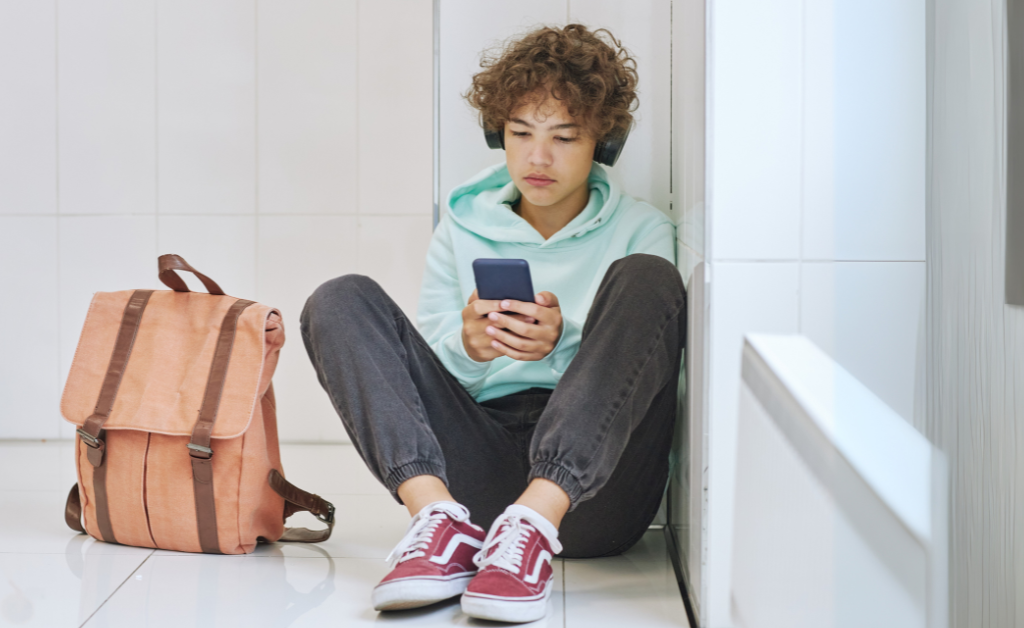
left=472, top=259, right=535, bottom=304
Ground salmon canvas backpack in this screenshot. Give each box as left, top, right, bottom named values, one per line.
left=60, top=254, right=335, bottom=554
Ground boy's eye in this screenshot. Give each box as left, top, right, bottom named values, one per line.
left=510, top=131, right=577, bottom=143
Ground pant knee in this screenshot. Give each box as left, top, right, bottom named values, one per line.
left=607, top=254, right=686, bottom=304
left=301, top=274, right=382, bottom=326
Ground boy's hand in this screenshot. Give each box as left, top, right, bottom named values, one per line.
left=478, top=291, right=563, bottom=362
left=461, top=290, right=537, bottom=362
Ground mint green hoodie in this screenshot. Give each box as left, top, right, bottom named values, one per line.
left=416, top=160, right=676, bottom=402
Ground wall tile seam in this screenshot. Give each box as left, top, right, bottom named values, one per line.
left=55, top=0, right=62, bottom=440
left=712, top=258, right=927, bottom=264
left=6, top=213, right=431, bottom=218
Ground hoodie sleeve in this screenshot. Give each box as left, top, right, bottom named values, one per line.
left=543, top=217, right=676, bottom=381
left=542, top=313, right=583, bottom=382
left=416, top=217, right=493, bottom=396
left=627, top=219, right=676, bottom=263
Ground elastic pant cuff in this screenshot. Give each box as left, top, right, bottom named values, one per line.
left=384, top=460, right=448, bottom=504
left=529, top=461, right=584, bottom=509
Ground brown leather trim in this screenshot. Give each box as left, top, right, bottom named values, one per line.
left=158, top=254, right=226, bottom=295
left=268, top=469, right=336, bottom=544
left=189, top=298, right=256, bottom=554
left=80, top=289, right=155, bottom=544
left=80, top=289, right=155, bottom=451
left=65, top=484, right=85, bottom=533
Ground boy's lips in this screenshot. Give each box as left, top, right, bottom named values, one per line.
left=525, top=176, right=555, bottom=187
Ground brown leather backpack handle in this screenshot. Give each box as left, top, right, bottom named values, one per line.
left=158, top=254, right=225, bottom=295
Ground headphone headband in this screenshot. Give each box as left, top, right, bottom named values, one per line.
left=482, top=122, right=631, bottom=167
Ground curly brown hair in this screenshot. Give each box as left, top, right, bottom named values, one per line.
left=462, top=24, right=639, bottom=142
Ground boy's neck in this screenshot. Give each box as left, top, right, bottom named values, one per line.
left=512, top=182, right=590, bottom=240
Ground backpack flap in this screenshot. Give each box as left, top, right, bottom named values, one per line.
left=60, top=289, right=282, bottom=439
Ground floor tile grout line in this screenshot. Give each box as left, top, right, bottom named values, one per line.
left=77, top=549, right=155, bottom=628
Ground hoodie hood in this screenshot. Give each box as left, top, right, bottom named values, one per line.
left=445, top=160, right=629, bottom=247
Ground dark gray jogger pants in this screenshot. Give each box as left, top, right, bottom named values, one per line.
left=299, top=253, right=686, bottom=558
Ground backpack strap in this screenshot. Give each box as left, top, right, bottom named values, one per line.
left=75, top=289, right=155, bottom=543
left=65, top=483, right=85, bottom=534
left=269, top=469, right=336, bottom=543
left=187, top=298, right=256, bottom=554
left=158, top=253, right=226, bottom=295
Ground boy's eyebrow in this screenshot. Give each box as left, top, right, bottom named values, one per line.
left=509, top=117, right=580, bottom=130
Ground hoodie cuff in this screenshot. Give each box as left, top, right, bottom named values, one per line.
left=439, top=330, right=493, bottom=387
left=544, top=315, right=583, bottom=380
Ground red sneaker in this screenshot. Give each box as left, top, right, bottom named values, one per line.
left=461, top=505, right=563, bottom=623
left=372, top=501, right=485, bottom=611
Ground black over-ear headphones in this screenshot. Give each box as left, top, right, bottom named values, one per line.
left=483, top=121, right=632, bottom=167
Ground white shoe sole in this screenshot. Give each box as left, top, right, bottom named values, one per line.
left=460, top=581, right=552, bottom=623
left=373, top=574, right=475, bottom=611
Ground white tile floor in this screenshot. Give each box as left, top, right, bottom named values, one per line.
left=0, top=441, right=690, bottom=628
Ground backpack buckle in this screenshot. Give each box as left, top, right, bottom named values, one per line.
left=187, top=443, right=214, bottom=459
left=76, top=428, right=103, bottom=449
left=316, top=501, right=336, bottom=525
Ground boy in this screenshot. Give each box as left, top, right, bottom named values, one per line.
left=300, top=23, right=685, bottom=624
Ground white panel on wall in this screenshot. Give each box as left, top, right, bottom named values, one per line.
left=705, top=261, right=799, bottom=626
left=438, top=0, right=567, bottom=213
left=357, top=215, right=434, bottom=319
left=158, top=0, right=255, bottom=215
left=710, top=0, right=802, bottom=261
left=570, top=0, right=672, bottom=217
left=802, top=0, right=926, bottom=262
left=673, top=0, right=706, bottom=251
left=157, top=216, right=257, bottom=298
left=57, top=215, right=159, bottom=439
left=0, top=2, right=55, bottom=215
left=257, top=0, right=358, bottom=215
left=0, top=218, right=59, bottom=439
left=800, top=0, right=835, bottom=261
left=58, top=0, right=156, bottom=215
left=800, top=261, right=925, bottom=423
left=256, top=215, right=358, bottom=442
left=357, top=0, right=433, bottom=216
left=831, top=0, right=925, bottom=261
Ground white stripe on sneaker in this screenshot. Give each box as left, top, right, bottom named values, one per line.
left=524, top=549, right=552, bottom=584
left=429, top=533, right=485, bottom=565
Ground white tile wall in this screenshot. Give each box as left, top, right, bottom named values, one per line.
left=57, top=0, right=156, bottom=215
left=0, top=217, right=60, bottom=439
left=256, top=0, right=358, bottom=215
left=357, top=0, right=433, bottom=216
left=2, top=2, right=433, bottom=441
left=800, top=261, right=926, bottom=423
left=0, top=1, right=56, bottom=215
left=709, top=0, right=803, bottom=261
left=802, top=0, right=926, bottom=262
left=157, top=0, right=256, bottom=215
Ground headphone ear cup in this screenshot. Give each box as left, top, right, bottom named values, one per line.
left=593, top=122, right=632, bottom=167
left=484, top=127, right=505, bottom=150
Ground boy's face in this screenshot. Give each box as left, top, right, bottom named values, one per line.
left=504, top=93, right=597, bottom=210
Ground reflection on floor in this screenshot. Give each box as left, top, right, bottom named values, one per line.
left=0, top=442, right=689, bottom=627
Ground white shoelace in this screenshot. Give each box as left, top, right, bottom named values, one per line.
left=385, top=501, right=469, bottom=567
left=472, top=514, right=535, bottom=574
